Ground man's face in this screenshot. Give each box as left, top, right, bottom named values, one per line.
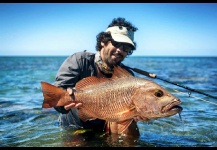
left=100, top=41, right=131, bottom=67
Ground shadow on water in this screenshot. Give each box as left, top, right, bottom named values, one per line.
left=60, top=128, right=144, bottom=147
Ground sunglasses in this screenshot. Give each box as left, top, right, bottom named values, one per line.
left=111, top=40, right=132, bottom=53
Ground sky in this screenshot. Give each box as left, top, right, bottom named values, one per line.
left=0, top=3, right=217, bottom=56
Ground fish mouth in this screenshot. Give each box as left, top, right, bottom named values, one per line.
left=161, top=98, right=183, bottom=114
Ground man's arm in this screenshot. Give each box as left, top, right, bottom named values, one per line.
left=53, top=53, right=81, bottom=114
left=53, top=52, right=95, bottom=114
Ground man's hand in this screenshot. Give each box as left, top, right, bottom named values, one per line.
left=64, top=87, right=82, bottom=110
left=134, top=116, right=150, bottom=122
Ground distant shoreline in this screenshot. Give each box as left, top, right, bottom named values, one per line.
left=0, top=55, right=217, bottom=58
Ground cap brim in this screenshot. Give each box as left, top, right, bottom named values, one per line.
left=111, top=33, right=135, bottom=49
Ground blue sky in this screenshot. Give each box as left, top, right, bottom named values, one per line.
left=0, top=3, right=217, bottom=56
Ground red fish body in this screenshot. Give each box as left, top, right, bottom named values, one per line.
left=41, top=66, right=182, bottom=133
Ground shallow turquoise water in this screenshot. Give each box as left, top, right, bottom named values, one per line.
left=0, top=56, right=216, bottom=147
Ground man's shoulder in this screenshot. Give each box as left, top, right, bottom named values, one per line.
left=74, top=50, right=95, bottom=59
left=68, top=51, right=95, bottom=61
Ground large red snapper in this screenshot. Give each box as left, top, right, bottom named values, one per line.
left=41, top=66, right=182, bottom=133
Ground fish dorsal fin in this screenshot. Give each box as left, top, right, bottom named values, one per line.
left=112, top=65, right=133, bottom=79
left=75, top=66, right=132, bottom=91
left=75, top=76, right=112, bottom=91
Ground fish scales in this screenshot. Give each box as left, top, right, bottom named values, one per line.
left=41, top=65, right=182, bottom=124
left=75, top=77, right=141, bottom=121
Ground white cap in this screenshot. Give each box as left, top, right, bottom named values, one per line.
left=105, top=26, right=135, bottom=49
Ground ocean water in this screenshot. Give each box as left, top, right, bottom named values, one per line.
left=0, top=56, right=217, bottom=147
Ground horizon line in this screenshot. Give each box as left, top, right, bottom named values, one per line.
left=0, top=55, right=217, bottom=57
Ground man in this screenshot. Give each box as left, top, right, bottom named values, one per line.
left=54, top=17, right=149, bottom=136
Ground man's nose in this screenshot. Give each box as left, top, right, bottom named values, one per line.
left=116, top=45, right=124, bottom=53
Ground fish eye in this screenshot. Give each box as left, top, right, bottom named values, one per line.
left=154, top=90, right=163, bottom=97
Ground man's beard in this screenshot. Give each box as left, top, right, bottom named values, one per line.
left=101, top=47, right=124, bottom=67
left=106, top=57, right=122, bottom=66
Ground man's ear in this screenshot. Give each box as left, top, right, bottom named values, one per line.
left=101, top=42, right=105, bottom=46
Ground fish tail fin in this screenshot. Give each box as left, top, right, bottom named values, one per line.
left=41, top=81, right=70, bottom=108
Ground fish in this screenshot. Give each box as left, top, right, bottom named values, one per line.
left=41, top=66, right=182, bottom=134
